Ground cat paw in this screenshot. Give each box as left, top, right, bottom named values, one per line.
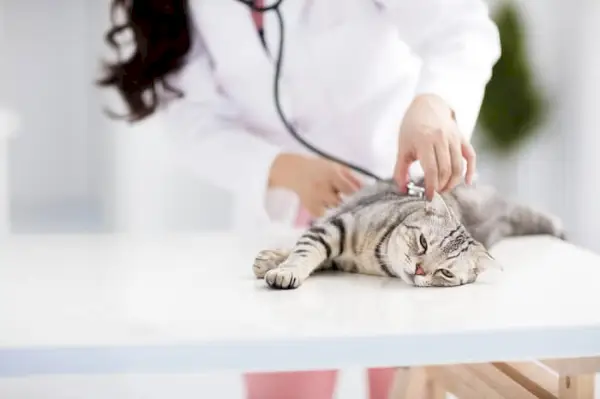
left=264, top=266, right=304, bottom=289
left=253, top=249, right=290, bottom=279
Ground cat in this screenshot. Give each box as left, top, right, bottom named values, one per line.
left=252, top=178, right=565, bottom=289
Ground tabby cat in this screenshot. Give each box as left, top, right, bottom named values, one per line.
left=253, top=179, right=565, bottom=289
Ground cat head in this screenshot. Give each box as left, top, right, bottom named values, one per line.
left=388, top=192, right=502, bottom=287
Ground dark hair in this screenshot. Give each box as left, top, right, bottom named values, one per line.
left=97, top=0, right=192, bottom=122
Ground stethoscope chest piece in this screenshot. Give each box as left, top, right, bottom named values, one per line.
left=406, top=181, right=425, bottom=199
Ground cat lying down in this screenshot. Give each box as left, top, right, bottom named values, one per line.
left=253, top=179, right=565, bottom=289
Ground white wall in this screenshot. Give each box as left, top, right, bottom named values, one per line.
left=569, top=0, right=600, bottom=251
left=0, top=0, right=112, bottom=232
left=476, top=0, right=600, bottom=252
left=3, top=0, right=88, bottom=205
left=1, top=0, right=231, bottom=233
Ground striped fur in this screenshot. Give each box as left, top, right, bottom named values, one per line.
left=253, top=179, right=565, bottom=289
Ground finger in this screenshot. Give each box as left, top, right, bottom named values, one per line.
left=418, top=143, right=439, bottom=200
left=333, top=176, right=357, bottom=196
left=393, top=153, right=414, bottom=193
left=336, top=169, right=362, bottom=194
left=461, top=139, right=477, bottom=185
left=433, top=136, right=452, bottom=192
left=443, top=138, right=463, bottom=192
left=322, top=188, right=342, bottom=209
left=339, top=168, right=363, bottom=191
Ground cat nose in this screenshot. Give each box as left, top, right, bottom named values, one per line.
left=415, top=264, right=425, bottom=276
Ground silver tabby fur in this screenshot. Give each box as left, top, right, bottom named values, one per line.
left=253, top=179, right=565, bottom=289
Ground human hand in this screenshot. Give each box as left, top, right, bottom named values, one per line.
left=393, top=94, right=476, bottom=200
left=269, top=153, right=362, bottom=217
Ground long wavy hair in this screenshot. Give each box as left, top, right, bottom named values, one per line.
left=97, top=0, right=192, bottom=122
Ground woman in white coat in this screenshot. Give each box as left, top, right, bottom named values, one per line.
left=99, top=0, right=500, bottom=397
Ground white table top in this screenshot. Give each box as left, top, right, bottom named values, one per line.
left=1, top=232, right=600, bottom=376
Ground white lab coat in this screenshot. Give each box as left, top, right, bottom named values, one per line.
left=161, top=0, right=500, bottom=231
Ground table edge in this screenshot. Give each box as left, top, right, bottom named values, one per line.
left=2, top=325, right=600, bottom=376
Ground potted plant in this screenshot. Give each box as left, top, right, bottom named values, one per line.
left=478, top=1, right=547, bottom=154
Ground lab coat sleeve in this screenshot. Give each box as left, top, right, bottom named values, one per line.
left=160, top=52, right=284, bottom=229
left=378, top=0, right=501, bottom=140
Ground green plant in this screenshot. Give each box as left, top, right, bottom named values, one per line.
left=478, top=2, right=547, bottom=154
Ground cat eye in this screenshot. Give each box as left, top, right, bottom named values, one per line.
left=418, top=234, right=428, bottom=252
left=438, top=269, right=455, bottom=279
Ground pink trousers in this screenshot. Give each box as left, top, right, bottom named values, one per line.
left=244, top=209, right=396, bottom=399
left=244, top=368, right=396, bottom=399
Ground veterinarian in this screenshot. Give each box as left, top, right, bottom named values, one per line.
left=99, top=0, right=500, bottom=398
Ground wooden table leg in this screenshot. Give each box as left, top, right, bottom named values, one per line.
left=388, top=367, right=445, bottom=399
left=493, top=358, right=598, bottom=398
left=558, top=374, right=595, bottom=398
left=389, top=357, right=598, bottom=398
left=423, top=375, right=446, bottom=399
left=428, top=363, right=539, bottom=399
left=542, top=357, right=598, bottom=399
left=491, top=361, right=557, bottom=398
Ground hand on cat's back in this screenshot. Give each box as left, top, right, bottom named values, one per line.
left=393, top=93, right=476, bottom=200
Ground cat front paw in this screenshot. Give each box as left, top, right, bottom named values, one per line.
left=264, top=266, right=304, bottom=289
left=253, top=249, right=289, bottom=279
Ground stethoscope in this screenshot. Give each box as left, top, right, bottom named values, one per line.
left=233, top=0, right=425, bottom=198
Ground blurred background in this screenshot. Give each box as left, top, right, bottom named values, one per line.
left=1, top=0, right=599, bottom=251
left=0, top=0, right=599, bottom=249
left=0, top=0, right=599, bottom=398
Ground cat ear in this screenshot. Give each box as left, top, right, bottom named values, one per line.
left=425, top=192, right=449, bottom=215
left=475, top=250, right=504, bottom=275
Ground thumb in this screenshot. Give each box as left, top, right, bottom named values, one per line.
left=461, top=138, right=477, bottom=185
